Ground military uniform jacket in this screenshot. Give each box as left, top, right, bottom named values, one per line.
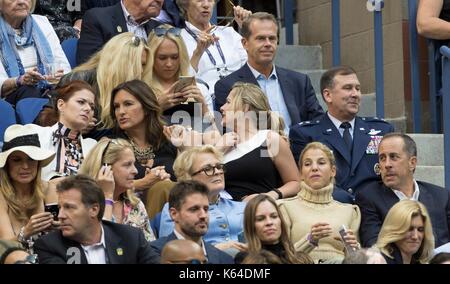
left=289, top=114, right=394, bottom=195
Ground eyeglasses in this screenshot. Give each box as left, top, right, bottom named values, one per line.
left=14, top=254, right=38, bottom=264
left=101, top=139, right=119, bottom=165
left=170, top=258, right=208, bottom=264
left=130, top=36, right=147, bottom=47
left=154, top=26, right=182, bottom=37
left=191, top=163, right=225, bottom=176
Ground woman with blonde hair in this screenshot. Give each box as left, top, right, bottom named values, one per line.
left=79, top=138, right=155, bottom=241
left=278, top=142, right=360, bottom=264
left=218, top=82, right=299, bottom=202
left=236, top=195, right=312, bottom=264
left=0, top=124, right=57, bottom=252
left=147, top=24, right=212, bottom=119
left=376, top=200, right=434, bottom=264
left=73, top=32, right=151, bottom=129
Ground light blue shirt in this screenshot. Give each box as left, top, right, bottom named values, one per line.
left=248, top=63, right=291, bottom=133
left=159, top=197, right=246, bottom=245
left=327, top=112, right=356, bottom=139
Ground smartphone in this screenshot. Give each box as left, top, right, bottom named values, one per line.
left=237, top=231, right=246, bottom=243
left=339, top=225, right=355, bottom=253
left=44, top=203, right=59, bottom=221
left=173, top=76, right=195, bottom=93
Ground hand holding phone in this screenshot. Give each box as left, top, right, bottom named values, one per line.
left=44, top=203, right=59, bottom=221
left=339, top=225, right=357, bottom=253
left=173, top=76, right=195, bottom=93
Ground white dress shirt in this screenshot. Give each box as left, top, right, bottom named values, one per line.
left=80, top=225, right=107, bottom=264
left=120, top=0, right=149, bottom=40
left=392, top=179, right=421, bottom=201
left=327, top=112, right=356, bottom=138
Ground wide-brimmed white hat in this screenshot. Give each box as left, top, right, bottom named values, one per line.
left=0, top=124, right=55, bottom=168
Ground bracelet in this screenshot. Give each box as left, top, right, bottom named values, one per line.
left=105, top=199, right=114, bottom=206
left=307, top=233, right=319, bottom=247
left=272, top=188, right=283, bottom=199
left=17, top=226, right=27, bottom=244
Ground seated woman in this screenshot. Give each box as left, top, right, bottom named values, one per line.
left=35, top=80, right=98, bottom=181
left=417, top=0, right=450, bottom=40
left=176, top=0, right=249, bottom=98
left=278, top=142, right=360, bottom=263
left=219, top=82, right=299, bottom=202
left=79, top=138, right=155, bottom=241
left=0, top=0, right=71, bottom=105
left=147, top=24, right=212, bottom=124
left=158, top=145, right=246, bottom=254
left=0, top=124, right=57, bottom=253
left=376, top=200, right=434, bottom=264
left=235, top=195, right=312, bottom=264
left=73, top=32, right=151, bottom=129
left=110, top=80, right=175, bottom=218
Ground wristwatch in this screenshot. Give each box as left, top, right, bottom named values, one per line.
left=272, top=188, right=283, bottom=199
left=17, top=226, right=27, bottom=245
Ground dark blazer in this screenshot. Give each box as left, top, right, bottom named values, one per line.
left=213, top=64, right=324, bottom=126
left=355, top=180, right=450, bottom=248
left=77, top=2, right=161, bottom=64
left=149, top=233, right=234, bottom=264
left=34, top=221, right=159, bottom=264
left=289, top=114, right=394, bottom=196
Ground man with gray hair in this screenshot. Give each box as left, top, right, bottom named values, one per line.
left=355, top=133, right=450, bottom=248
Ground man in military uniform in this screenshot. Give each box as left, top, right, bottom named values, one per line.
left=289, top=66, right=394, bottom=198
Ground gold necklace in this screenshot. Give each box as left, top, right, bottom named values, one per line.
left=129, top=138, right=155, bottom=165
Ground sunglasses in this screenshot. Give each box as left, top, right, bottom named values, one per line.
left=154, top=27, right=182, bottom=37
left=130, top=36, right=147, bottom=47
left=191, top=163, right=225, bottom=177
left=101, top=139, right=119, bottom=165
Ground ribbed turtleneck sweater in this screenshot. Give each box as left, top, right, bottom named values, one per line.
left=278, top=181, right=361, bottom=263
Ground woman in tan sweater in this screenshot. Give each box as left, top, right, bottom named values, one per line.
left=278, top=142, right=361, bottom=263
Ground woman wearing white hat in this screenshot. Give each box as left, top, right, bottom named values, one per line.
left=0, top=124, right=57, bottom=252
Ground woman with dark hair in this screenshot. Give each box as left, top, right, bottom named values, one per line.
left=110, top=80, right=175, bottom=218
left=34, top=80, right=97, bottom=181
left=235, top=194, right=312, bottom=264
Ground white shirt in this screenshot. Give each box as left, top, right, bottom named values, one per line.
left=181, top=21, right=247, bottom=96
left=120, top=0, right=148, bottom=40
left=173, top=229, right=207, bottom=257
left=0, top=15, right=71, bottom=97
left=327, top=112, right=356, bottom=138
left=392, top=179, right=421, bottom=201
left=80, top=225, right=107, bottom=264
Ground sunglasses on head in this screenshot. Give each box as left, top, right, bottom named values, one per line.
left=130, top=36, right=147, bottom=47
left=154, top=27, right=182, bottom=37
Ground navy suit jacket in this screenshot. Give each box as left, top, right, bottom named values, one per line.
left=149, top=233, right=234, bottom=264
left=289, top=114, right=394, bottom=196
left=77, top=2, right=161, bottom=64
left=34, top=221, right=159, bottom=264
left=214, top=64, right=324, bottom=126
left=355, top=180, right=450, bottom=248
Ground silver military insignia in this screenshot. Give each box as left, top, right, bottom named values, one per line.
left=374, top=163, right=381, bottom=175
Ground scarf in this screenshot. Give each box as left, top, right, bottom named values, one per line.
left=0, top=14, right=54, bottom=89
left=52, top=123, right=83, bottom=176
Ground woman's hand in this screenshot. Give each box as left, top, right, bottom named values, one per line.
left=214, top=241, right=248, bottom=252
left=20, top=68, right=45, bottom=86
left=335, top=228, right=360, bottom=251
left=191, top=26, right=219, bottom=71
left=180, top=85, right=209, bottom=114
left=164, top=125, right=203, bottom=149
left=309, top=222, right=333, bottom=243
left=134, top=166, right=171, bottom=191
left=158, top=82, right=188, bottom=111
left=96, top=165, right=115, bottom=199
left=23, top=212, right=53, bottom=238
left=213, top=132, right=239, bottom=153
left=233, top=6, right=252, bottom=28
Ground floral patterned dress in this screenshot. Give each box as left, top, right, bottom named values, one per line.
left=113, top=198, right=155, bottom=242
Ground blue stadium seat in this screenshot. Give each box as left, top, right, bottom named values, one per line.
left=16, top=98, right=49, bottom=124
left=150, top=212, right=162, bottom=238
left=61, top=38, right=78, bottom=69
left=0, top=100, right=16, bottom=144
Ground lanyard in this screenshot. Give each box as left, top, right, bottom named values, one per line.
left=185, top=25, right=227, bottom=68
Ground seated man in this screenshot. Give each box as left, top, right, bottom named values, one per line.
left=290, top=66, right=394, bottom=198
left=160, top=239, right=207, bottom=264
left=150, top=181, right=234, bottom=264
left=34, top=175, right=158, bottom=264
left=0, top=240, right=36, bottom=264
left=77, top=0, right=163, bottom=64
left=356, top=133, right=450, bottom=248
